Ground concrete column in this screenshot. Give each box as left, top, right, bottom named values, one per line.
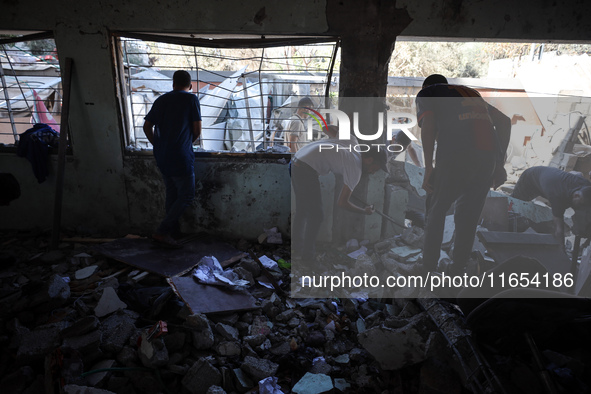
left=326, top=0, right=411, bottom=242
left=327, top=0, right=412, bottom=98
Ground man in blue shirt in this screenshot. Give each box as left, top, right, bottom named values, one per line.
left=143, top=70, right=202, bottom=248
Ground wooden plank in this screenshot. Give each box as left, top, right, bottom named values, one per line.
left=95, top=235, right=246, bottom=277
left=168, top=277, right=258, bottom=315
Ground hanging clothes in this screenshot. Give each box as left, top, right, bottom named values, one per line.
left=16, top=123, right=60, bottom=183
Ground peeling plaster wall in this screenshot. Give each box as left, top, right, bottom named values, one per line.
left=1, top=0, right=591, bottom=236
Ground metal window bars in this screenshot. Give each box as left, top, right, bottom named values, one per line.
left=116, top=34, right=339, bottom=153
left=0, top=33, right=62, bottom=147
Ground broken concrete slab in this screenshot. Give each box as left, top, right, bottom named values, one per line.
left=29, top=274, right=71, bottom=311
left=358, top=313, right=431, bottom=370
left=96, top=236, right=246, bottom=277
left=16, top=325, right=61, bottom=363
left=182, top=358, right=222, bottom=394
left=292, top=372, right=333, bottom=394
left=168, top=278, right=258, bottom=315
left=206, top=386, right=227, bottom=394
left=215, top=322, right=239, bottom=341
left=216, top=341, right=241, bottom=357
left=479, top=196, right=509, bottom=231
left=94, top=287, right=127, bottom=318
left=389, top=245, right=422, bottom=262
left=240, top=356, right=279, bottom=381
left=99, top=312, right=138, bottom=354
left=75, top=265, right=98, bottom=280
left=334, top=378, right=351, bottom=392
left=186, top=313, right=215, bottom=350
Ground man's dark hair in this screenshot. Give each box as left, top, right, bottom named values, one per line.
left=0, top=173, right=20, bottom=205
left=298, top=97, right=314, bottom=109
left=173, top=70, right=192, bottom=88
left=394, top=130, right=411, bottom=147
left=581, top=186, right=591, bottom=204
left=361, top=148, right=388, bottom=172
left=422, top=74, right=448, bottom=88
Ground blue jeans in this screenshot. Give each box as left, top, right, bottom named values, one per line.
left=156, top=172, right=195, bottom=236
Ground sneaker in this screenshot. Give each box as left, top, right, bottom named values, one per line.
left=152, top=233, right=183, bottom=249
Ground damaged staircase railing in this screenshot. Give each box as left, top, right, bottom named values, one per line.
left=417, top=295, right=508, bottom=394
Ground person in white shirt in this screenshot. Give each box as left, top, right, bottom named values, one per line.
left=291, top=125, right=387, bottom=260
left=287, top=97, right=315, bottom=153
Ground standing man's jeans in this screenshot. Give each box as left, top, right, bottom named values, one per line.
left=291, top=160, right=324, bottom=260
left=422, top=151, right=495, bottom=273
left=156, top=172, right=195, bottom=236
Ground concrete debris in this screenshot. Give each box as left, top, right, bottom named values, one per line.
left=94, top=287, right=127, bottom=317
left=182, top=358, right=222, bottom=394
left=334, top=378, right=351, bottom=392
left=292, top=372, right=333, bottom=394
left=3, top=229, right=588, bottom=393
left=216, top=341, right=241, bottom=356
left=138, top=332, right=169, bottom=367
left=240, top=356, right=279, bottom=380
left=206, top=386, right=227, bottom=394
left=264, top=227, right=283, bottom=244
left=216, top=322, right=240, bottom=341
left=358, top=313, right=432, bottom=370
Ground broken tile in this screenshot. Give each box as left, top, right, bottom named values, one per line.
left=334, top=378, right=351, bottom=392
left=75, top=265, right=98, bottom=280
left=94, top=287, right=127, bottom=318
left=389, top=245, right=421, bottom=261
left=292, top=373, right=333, bottom=394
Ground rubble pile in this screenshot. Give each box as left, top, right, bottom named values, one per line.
left=0, top=230, right=467, bottom=394
left=3, top=226, right=591, bottom=393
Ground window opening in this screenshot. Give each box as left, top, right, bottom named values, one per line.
left=116, top=34, right=339, bottom=154
left=0, top=32, right=62, bottom=148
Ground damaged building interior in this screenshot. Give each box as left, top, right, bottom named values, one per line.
left=4, top=0, right=591, bottom=393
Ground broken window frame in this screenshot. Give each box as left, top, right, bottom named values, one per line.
left=111, top=31, right=340, bottom=156
left=0, top=31, right=66, bottom=151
